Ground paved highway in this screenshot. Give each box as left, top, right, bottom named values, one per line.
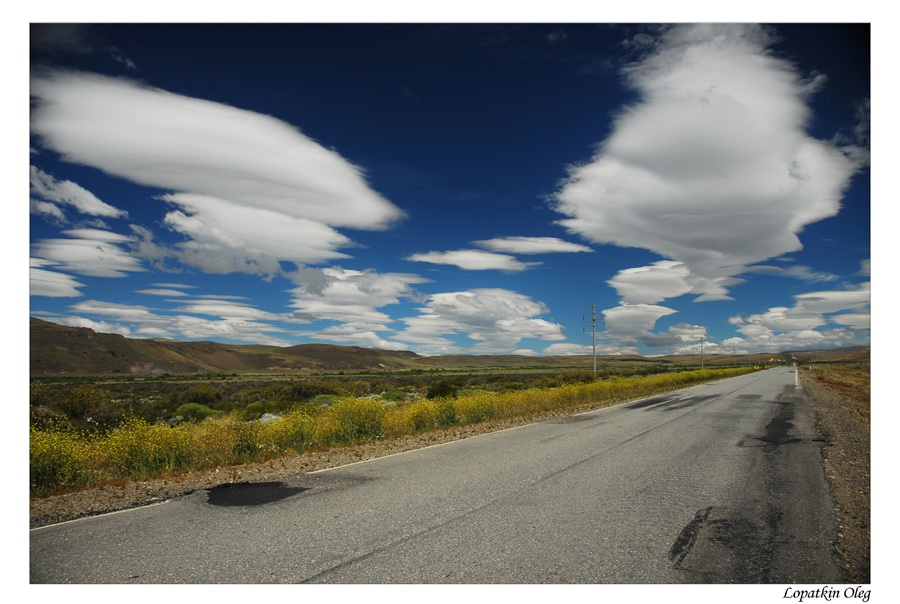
left=31, top=367, right=841, bottom=583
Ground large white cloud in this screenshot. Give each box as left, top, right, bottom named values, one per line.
left=30, top=70, right=405, bottom=274
left=554, top=24, right=865, bottom=304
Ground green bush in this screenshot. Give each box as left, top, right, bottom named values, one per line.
left=426, top=380, right=460, bottom=400
left=175, top=403, right=224, bottom=422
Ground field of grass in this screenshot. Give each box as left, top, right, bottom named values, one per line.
left=30, top=367, right=756, bottom=497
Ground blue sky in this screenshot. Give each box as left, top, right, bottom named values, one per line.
left=27, top=21, right=871, bottom=357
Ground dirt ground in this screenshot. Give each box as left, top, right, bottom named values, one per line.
left=798, top=368, right=871, bottom=583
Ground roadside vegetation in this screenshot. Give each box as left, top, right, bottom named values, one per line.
left=31, top=366, right=756, bottom=497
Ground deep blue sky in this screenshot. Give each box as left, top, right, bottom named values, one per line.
left=28, top=22, right=870, bottom=357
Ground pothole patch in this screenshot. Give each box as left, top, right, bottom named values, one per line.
left=206, top=481, right=309, bottom=507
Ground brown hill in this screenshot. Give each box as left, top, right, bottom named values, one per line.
left=29, top=317, right=869, bottom=377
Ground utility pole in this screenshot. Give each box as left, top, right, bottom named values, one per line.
left=583, top=306, right=601, bottom=380
left=699, top=336, right=704, bottom=369
left=732, top=347, right=736, bottom=367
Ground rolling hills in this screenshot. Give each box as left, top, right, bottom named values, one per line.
left=29, top=317, right=869, bottom=377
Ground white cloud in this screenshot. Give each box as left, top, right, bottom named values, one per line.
left=542, top=343, right=593, bottom=356
left=743, top=264, right=839, bottom=283
left=172, top=298, right=284, bottom=322
left=859, top=259, right=870, bottom=277
left=287, top=267, right=428, bottom=325
left=474, top=236, right=593, bottom=255
left=602, top=303, right=678, bottom=341
left=63, top=299, right=294, bottom=346
left=727, top=282, right=870, bottom=351
left=135, top=289, right=191, bottom=297
left=309, top=326, right=411, bottom=351
left=30, top=199, right=66, bottom=222
left=30, top=165, right=127, bottom=219
left=30, top=71, right=405, bottom=275
left=46, top=316, right=134, bottom=337
left=554, top=24, right=865, bottom=305
left=159, top=193, right=353, bottom=276
left=607, top=261, right=693, bottom=304
left=543, top=342, right=636, bottom=356
left=394, top=288, right=565, bottom=354
left=406, top=249, right=539, bottom=271
left=30, top=258, right=84, bottom=297
left=31, top=228, right=144, bottom=278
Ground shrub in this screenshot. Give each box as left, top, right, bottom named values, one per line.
left=30, top=424, right=92, bottom=496
left=426, top=380, right=460, bottom=400
left=99, top=418, right=190, bottom=478
left=175, top=402, right=224, bottom=422
left=326, top=398, right=385, bottom=442
left=454, top=392, right=495, bottom=424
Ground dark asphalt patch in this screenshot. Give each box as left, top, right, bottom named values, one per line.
left=671, top=506, right=780, bottom=582
left=625, top=395, right=675, bottom=410
left=660, top=394, right=719, bottom=411
left=206, top=481, right=309, bottom=507
left=737, top=394, right=762, bottom=400
left=756, top=402, right=802, bottom=447
left=670, top=507, right=713, bottom=567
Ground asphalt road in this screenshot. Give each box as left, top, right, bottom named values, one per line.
left=31, top=366, right=841, bottom=583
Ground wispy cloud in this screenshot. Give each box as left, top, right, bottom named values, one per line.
left=406, top=249, right=540, bottom=271
left=31, top=228, right=144, bottom=278
left=62, top=299, right=293, bottom=346
left=30, top=258, right=84, bottom=298
left=30, top=71, right=405, bottom=276
left=474, top=236, right=593, bottom=255
left=30, top=166, right=127, bottom=219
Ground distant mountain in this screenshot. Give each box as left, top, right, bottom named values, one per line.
left=29, top=317, right=869, bottom=377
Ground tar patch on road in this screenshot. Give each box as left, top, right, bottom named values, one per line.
left=670, top=506, right=780, bottom=582
left=625, top=395, right=675, bottom=410
left=669, top=507, right=713, bottom=567
left=206, top=481, right=309, bottom=507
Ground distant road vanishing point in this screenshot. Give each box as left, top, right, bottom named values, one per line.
left=31, top=367, right=840, bottom=583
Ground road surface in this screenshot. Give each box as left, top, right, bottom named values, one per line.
left=31, top=366, right=840, bottom=583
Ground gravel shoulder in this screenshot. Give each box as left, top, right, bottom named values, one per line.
left=799, top=367, right=871, bottom=583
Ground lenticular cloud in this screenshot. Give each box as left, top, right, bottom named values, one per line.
left=554, top=24, right=864, bottom=305
left=30, top=70, right=405, bottom=232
